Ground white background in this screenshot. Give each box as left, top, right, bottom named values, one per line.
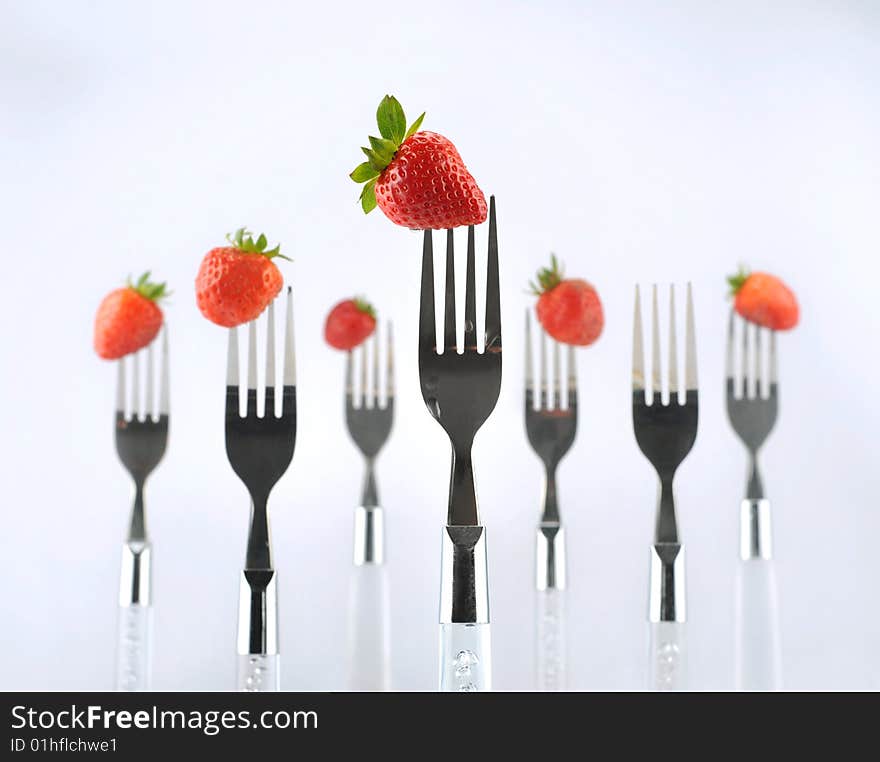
left=1, top=0, right=878, bottom=691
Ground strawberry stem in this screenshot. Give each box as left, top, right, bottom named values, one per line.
left=350, top=95, right=426, bottom=214
left=127, top=271, right=169, bottom=301
left=226, top=227, right=291, bottom=261
left=529, top=254, right=565, bottom=296
left=353, top=296, right=376, bottom=319
left=726, top=266, right=750, bottom=296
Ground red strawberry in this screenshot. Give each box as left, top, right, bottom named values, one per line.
left=195, top=228, right=288, bottom=328
left=532, top=257, right=604, bottom=347
left=94, top=272, right=166, bottom=359
left=350, top=95, right=487, bottom=230
left=728, top=269, right=799, bottom=331
left=324, top=298, right=377, bottom=350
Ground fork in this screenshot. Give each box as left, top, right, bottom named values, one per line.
left=114, top=329, right=169, bottom=691
left=225, top=288, right=296, bottom=692
left=632, top=284, right=698, bottom=691
left=345, top=325, right=394, bottom=690
left=524, top=312, right=576, bottom=691
left=419, top=197, right=502, bottom=692
left=726, top=310, right=782, bottom=691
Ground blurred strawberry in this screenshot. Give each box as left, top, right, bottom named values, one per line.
left=94, top=273, right=166, bottom=359
left=728, top=269, right=799, bottom=330
left=532, top=256, right=604, bottom=347
left=195, top=228, right=288, bottom=327
left=324, top=298, right=377, bottom=350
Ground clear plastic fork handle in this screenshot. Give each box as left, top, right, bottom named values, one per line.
left=440, top=623, right=492, bottom=692
left=536, top=589, right=567, bottom=691
left=116, top=604, right=152, bottom=691
left=648, top=621, right=686, bottom=691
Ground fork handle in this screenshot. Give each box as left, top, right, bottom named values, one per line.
left=648, top=621, right=686, bottom=691
left=736, top=559, right=782, bottom=690
left=440, top=623, right=492, bottom=691
left=438, top=525, right=491, bottom=691
left=647, top=543, right=687, bottom=690
left=116, top=541, right=152, bottom=691
left=236, top=569, right=280, bottom=692
left=348, top=562, right=391, bottom=691
left=536, top=589, right=566, bottom=690
left=535, top=524, right=566, bottom=690
left=736, top=498, right=781, bottom=690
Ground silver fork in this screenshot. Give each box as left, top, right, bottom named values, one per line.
left=726, top=310, right=782, bottom=690
left=344, top=325, right=394, bottom=690
left=225, top=289, right=296, bottom=692
left=419, top=198, right=502, bottom=692
left=632, top=284, right=698, bottom=691
left=114, top=329, right=169, bottom=691
left=524, top=312, right=576, bottom=691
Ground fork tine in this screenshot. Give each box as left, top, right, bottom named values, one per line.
left=726, top=308, right=735, bottom=384
left=685, top=282, right=697, bottom=391
left=651, top=284, right=662, bottom=399
left=464, top=226, right=477, bottom=349
left=632, top=285, right=645, bottom=395
left=226, top=325, right=239, bottom=415
left=359, top=342, right=367, bottom=408
left=386, top=321, right=394, bottom=402
left=116, top=356, right=126, bottom=416
left=755, top=325, right=764, bottom=398
left=668, top=285, right=678, bottom=401
left=283, top=287, right=296, bottom=387
left=265, top=299, right=276, bottom=416
left=420, top=231, right=436, bottom=352
left=159, top=327, right=170, bottom=416
left=444, top=229, right=457, bottom=352
left=372, top=331, right=380, bottom=407
left=484, top=196, right=501, bottom=351
left=769, top=329, right=777, bottom=387
left=525, top=309, right=534, bottom=406
left=742, top=312, right=751, bottom=399
left=345, top=349, right=353, bottom=402
left=567, top=345, right=577, bottom=408
left=540, top=323, right=548, bottom=410
left=133, top=350, right=141, bottom=420
left=552, top=338, right=561, bottom=409
left=146, top=341, right=155, bottom=420
left=266, top=299, right=276, bottom=387
left=246, top=318, right=258, bottom=416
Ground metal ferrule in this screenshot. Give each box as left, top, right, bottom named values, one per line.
left=439, top=525, right=490, bottom=624
left=648, top=543, right=686, bottom=622
left=119, top=541, right=152, bottom=607
left=353, top=506, right=385, bottom=565
left=740, top=498, right=772, bottom=560
left=237, top=570, right=278, bottom=655
left=535, top=524, right=566, bottom=591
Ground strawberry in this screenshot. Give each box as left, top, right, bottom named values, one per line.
left=195, top=228, right=288, bottom=328
left=531, top=256, right=604, bottom=347
left=325, top=298, right=377, bottom=350
left=94, top=272, right=167, bottom=359
left=350, top=95, right=487, bottom=230
left=728, top=269, right=799, bottom=331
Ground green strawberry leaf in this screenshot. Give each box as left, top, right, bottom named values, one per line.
left=256, top=233, right=267, bottom=251
left=350, top=162, right=379, bottom=183
left=376, top=95, right=407, bottom=143
left=404, top=111, right=425, bottom=140
left=128, top=271, right=169, bottom=302
left=369, top=135, right=397, bottom=164
left=727, top=265, right=750, bottom=296
left=353, top=295, right=377, bottom=318
left=361, top=146, right=386, bottom=173
left=360, top=179, right=377, bottom=214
